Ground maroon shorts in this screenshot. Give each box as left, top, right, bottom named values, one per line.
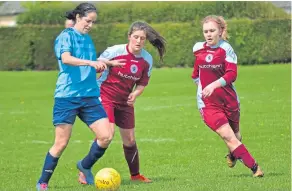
left=199, top=106, right=240, bottom=133
left=102, top=101, right=135, bottom=129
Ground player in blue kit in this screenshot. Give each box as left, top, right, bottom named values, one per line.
left=36, top=3, right=124, bottom=191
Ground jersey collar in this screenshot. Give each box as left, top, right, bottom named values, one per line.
left=204, top=39, right=224, bottom=49
left=126, top=44, right=142, bottom=58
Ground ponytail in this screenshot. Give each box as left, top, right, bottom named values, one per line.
left=128, top=21, right=167, bottom=62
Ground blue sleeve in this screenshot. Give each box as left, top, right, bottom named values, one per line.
left=54, top=32, right=72, bottom=60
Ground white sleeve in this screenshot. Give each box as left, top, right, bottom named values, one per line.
left=225, top=46, right=237, bottom=64
left=97, top=46, right=117, bottom=61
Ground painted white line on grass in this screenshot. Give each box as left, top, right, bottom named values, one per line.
left=139, top=138, right=177, bottom=142
left=183, top=138, right=196, bottom=142
left=29, top=138, right=178, bottom=145
left=0, top=111, right=33, bottom=115
left=32, top=140, right=51, bottom=144
left=10, top=111, right=28, bottom=114
left=140, top=103, right=193, bottom=111
left=0, top=111, right=28, bottom=115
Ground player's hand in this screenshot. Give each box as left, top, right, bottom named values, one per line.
left=109, top=59, right=126, bottom=67
left=89, top=61, right=107, bottom=71
left=127, top=92, right=137, bottom=107
left=202, top=83, right=215, bottom=98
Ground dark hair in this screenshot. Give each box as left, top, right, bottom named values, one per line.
left=128, top=21, right=166, bottom=62
left=65, top=3, right=97, bottom=22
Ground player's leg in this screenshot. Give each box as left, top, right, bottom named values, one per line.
left=37, top=124, right=73, bottom=190
left=116, top=106, right=152, bottom=183
left=77, top=97, right=113, bottom=185
left=102, top=101, right=116, bottom=137
left=92, top=102, right=116, bottom=146
left=119, top=128, right=151, bottom=183
left=37, top=98, right=78, bottom=190
left=216, top=124, right=264, bottom=177
left=201, top=107, right=237, bottom=167
left=223, top=121, right=239, bottom=168
left=234, top=131, right=242, bottom=141
left=200, top=106, right=263, bottom=176
left=225, top=107, right=242, bottom=167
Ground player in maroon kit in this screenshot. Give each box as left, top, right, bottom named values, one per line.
left=192, top=15, right=264, bottom=177
left=96, top=21, right=166, bottom=182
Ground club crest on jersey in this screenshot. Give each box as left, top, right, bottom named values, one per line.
left=130, top=64, right=138, bottom=74
left=205, top=54, right=213, bottom=63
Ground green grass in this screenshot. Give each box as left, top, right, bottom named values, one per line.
left=0, top=64, right=290, bottom=191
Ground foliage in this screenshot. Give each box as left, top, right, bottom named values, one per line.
left=17, top=1, right=76, bottom=25
left=17, top=2, right=290, bottom=25
left=0, top=19, right=290, bottom=70
left=0, top=27, right=33, bottom=70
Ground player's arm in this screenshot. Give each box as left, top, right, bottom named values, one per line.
left=127, top=85, right=146, bottom=107
left=131, top=85, right=146, bottom=97
left=97, top=47, right=126, bottom=68
left=61, top=52, right=99, bottom=66
left=220, top=47, right=238, bottom=86
left=207, top=47, right=238, bottom=88
left=192, top=54, right=200, bottom=86
left=61, top=52, right=107, bottom=70
left=202, top=47, right=237, bottom=98
left=97, top=59, right=126, bottom=67
left=56, top=32, right=106, bottom=70
left=192, top=43, right=204, bottom=86
left=127, top=76, right=148, bottom=107
left=127, top=59, right=152, bottom=107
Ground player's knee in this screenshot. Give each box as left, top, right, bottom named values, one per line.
left=235, top=132, right=242, bottom=142
left=53, top=141, right=68, bottom=153
left=223, top=135, right=239, bottom=145
left=98, top=134, right=113, bottom=147
left=124, top=138, right=136, bottom=146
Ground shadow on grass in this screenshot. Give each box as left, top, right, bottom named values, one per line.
left=122, top=176, right=177, bottom=185
left=50, top=184, right=96, bottom=190
left=231, top=172, right=284, bottom=178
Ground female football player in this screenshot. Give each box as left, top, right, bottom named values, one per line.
left=36, top=3, right=124, bottom=190
left=192, top=15, right=264, bottom=177
left=96, top=21, right=166, bottom=183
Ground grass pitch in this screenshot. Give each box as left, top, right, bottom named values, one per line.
left=0, top=64, right=290, bottom=191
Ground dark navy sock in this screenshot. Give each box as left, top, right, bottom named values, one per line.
left=81, top=141, right=107, bottom=169
left=251, top=163, right=259, bottom=173
left=38, top=152, right=59, bottom=184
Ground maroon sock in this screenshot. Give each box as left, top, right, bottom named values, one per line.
left=123, top=144, right=139, bottom=176
left=229, top=136, right=241, bottom=159
left=232, top=144, right=256, bottom=169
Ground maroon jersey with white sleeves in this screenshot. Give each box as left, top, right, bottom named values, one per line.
left=192, top=40, right=239, bottom=109
left=97, top=44, right=153, bottom=104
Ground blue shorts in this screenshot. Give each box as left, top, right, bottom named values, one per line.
left=53, top=97, right=107, bottom=126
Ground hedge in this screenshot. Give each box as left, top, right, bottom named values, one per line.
left=17, top=2, right=290, bottom=25
left=0, top=19, right=290, bottom=70
left=0, top=27, right=33, bottom=70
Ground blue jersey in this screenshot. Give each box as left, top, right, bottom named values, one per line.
left=54, top=28, right=99, bottom=98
